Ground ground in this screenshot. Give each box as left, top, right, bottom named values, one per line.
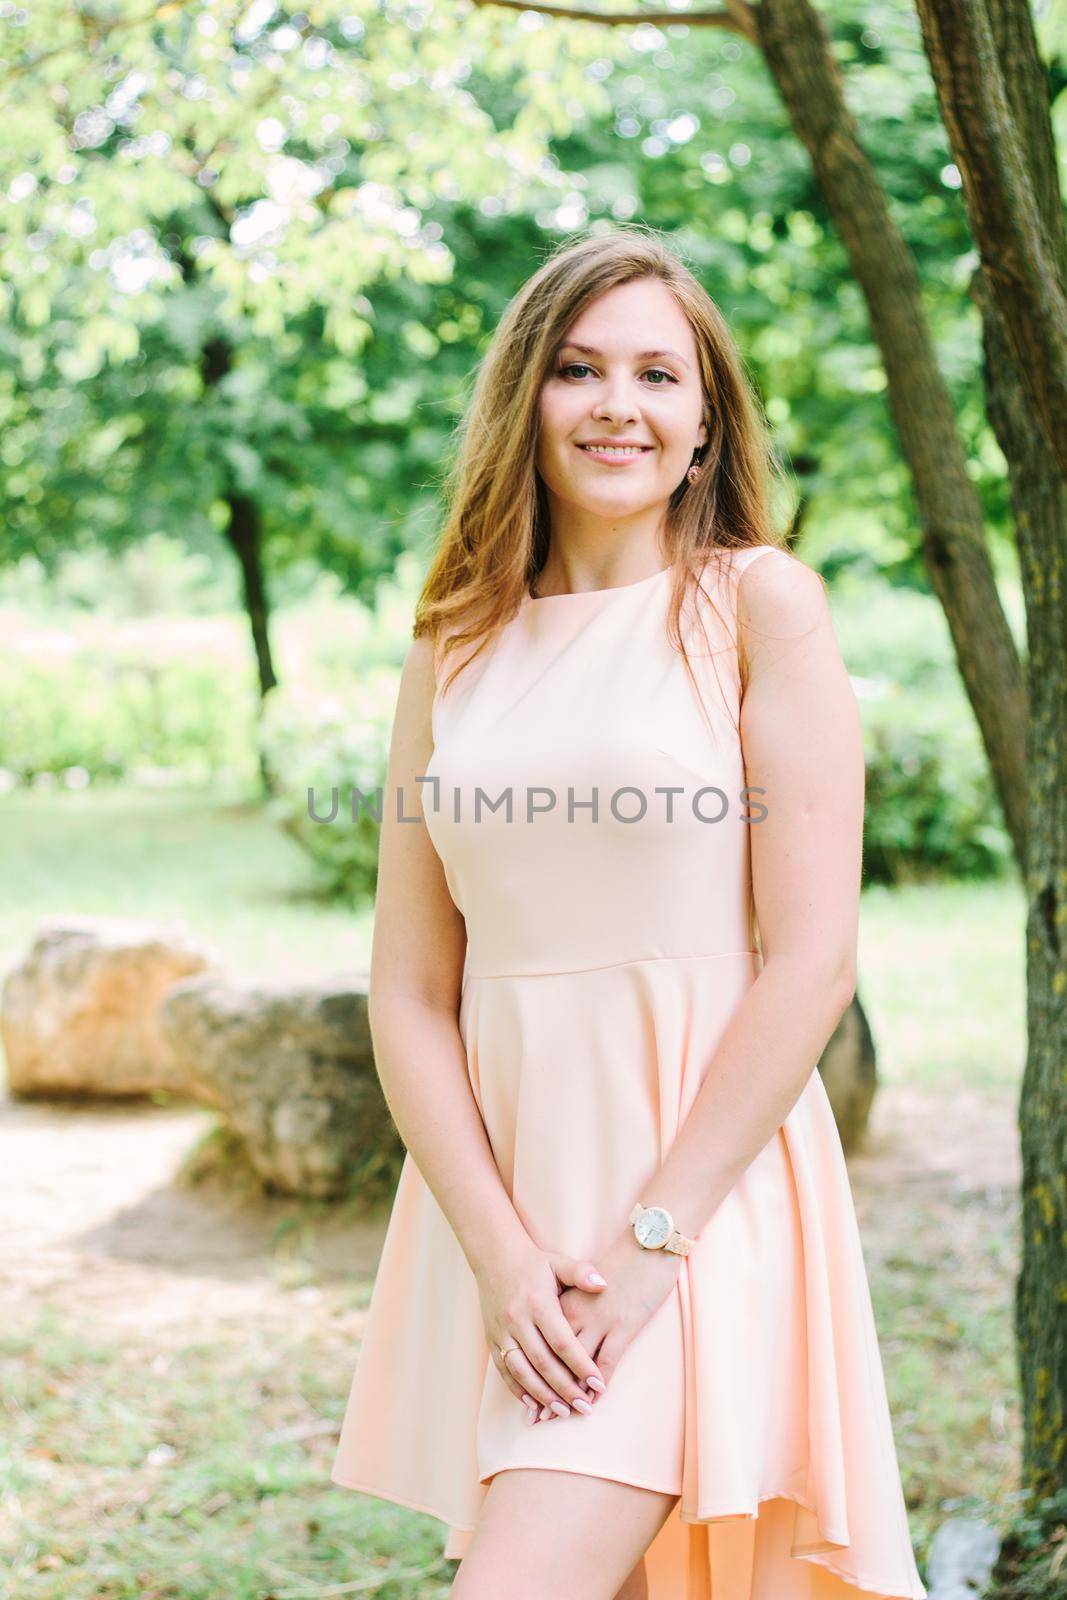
left=0, top=1073, right=1022, bottom=1600
left=0, top=1079, right=1018, bottom=1337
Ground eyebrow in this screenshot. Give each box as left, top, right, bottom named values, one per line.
left=558, top=342, right=692, bottom=373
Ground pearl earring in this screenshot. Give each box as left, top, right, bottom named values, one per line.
left=686, top=459, right=702, bottom=484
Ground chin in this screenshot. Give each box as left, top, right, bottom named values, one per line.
left=585, top=484, right=664, bottom=510
left=570, top=491, right=651, bottom=516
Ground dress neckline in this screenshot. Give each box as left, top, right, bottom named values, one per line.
left=523, top=561, right=677, bottom=606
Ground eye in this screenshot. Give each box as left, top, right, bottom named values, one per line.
left=557, top=362, right=679, bottom=385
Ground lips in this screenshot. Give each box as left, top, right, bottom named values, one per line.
left=576, top=443, right=653, bottom=459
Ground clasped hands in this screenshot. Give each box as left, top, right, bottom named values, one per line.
left=477, top=1225, right=684, bottom=1426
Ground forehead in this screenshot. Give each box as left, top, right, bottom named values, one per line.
left=560, top=278, right=696, bottom=357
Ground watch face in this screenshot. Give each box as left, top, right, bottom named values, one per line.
left=634, top=1206, right=671, bottom=1248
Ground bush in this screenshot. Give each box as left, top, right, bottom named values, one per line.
left=835, top=577, right=1014, bottom=884
left=0, top=536, right=238, bottom=619
left=257, top=671, right=401, bottom=905
left=0, top=649, right=259, bottom=787
left=860, top=689, right=1012, bottom=883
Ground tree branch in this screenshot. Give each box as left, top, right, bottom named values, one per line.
left=467, top=0, right=757, bottom=44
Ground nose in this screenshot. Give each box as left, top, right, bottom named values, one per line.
left=593, top=379, right=641, bottom=425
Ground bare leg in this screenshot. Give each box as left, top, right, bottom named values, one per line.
left=450, top=1469, right=675, bottom=1600
left=613, top=1556, right=649, bottom=1600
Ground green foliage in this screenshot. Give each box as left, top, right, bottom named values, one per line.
left=0, top=537, right=239, bottom=619
left=2, top=0, right=1042, bottom=612
left=861, top=695, right=1011, bottom=883
left=834, top=577, right=1013, bottom=884
left=258, top=672, right=401, bottom=906
left=0, top=538, right=255, bottom=785
left=0, top=649, right=259, bottom=788
left=986, top=1487, right=1067, bottom=1599
left=0, top=0, right=613, bottom=592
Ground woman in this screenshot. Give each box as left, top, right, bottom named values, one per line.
left=332, top=227, right=927, bottom=1600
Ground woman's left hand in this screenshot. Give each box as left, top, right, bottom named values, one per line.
left=529, top=1229, right=684, bottom=1422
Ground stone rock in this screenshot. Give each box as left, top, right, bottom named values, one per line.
left=819, top=995, right=878, bottom=1152
left=924, top=1515, right=1001, bottom=1597
left=157, top=971, right=399, bottom=1198
left=2, top=917, right=215, bottom=1096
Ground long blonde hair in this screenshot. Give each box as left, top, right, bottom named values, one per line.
left=414, top=225, right=790, bottom=713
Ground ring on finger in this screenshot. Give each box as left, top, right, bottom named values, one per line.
left=497, top=1341, right=554, bottom=1419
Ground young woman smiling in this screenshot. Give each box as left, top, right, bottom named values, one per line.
left=331, top=228, right=927, bottom=1600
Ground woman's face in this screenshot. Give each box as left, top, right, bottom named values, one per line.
left=536, top=277, right=709, bottom=526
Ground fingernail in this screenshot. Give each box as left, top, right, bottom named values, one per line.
left=524, top=1406, right=537, bottom=1425
left=539, top=1405, right=552, bottom=1420
left=586, top=1375, right=605, bottom=1392
left=572, top=1397, right=594, bottom=1415
left=587, top=1272, right=607, bottom=1286
left=550, top=1400, right=570, bottom=1416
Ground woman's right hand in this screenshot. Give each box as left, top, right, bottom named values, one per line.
left=475, top=1240, right=609, bottom=1424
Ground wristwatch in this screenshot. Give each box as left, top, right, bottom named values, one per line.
left=629, top=1202, right=695, bottom=1257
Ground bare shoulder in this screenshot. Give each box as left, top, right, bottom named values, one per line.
left=735, top=549, right=836, bottom=685
left=392, top=633, right=437, bottom=746
left=737, top=547, right=828, bottom=624
left=404, top=632, right=438, bottom=693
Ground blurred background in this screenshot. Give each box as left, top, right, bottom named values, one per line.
left=1, top=0, right=1063, bottom=1594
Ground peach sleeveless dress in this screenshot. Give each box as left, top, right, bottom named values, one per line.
left=331, top=546, right=927, bottom=1600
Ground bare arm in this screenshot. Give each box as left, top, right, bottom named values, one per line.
left=544, top=551, right=866, bottom=1408
left=622, top=549, right=864, bottom=1239
left=368, top=635, right=530, bottom=1278
left=368, top=635, right=609, bottom=1416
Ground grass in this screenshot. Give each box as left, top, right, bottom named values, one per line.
left=866, top=1172, right=1022, bottom=1541
left=0, top=786, right=375, bottom=985
left=1, top=1310, right=454, bottom=1600
left=859, top=877, right=1026, bottom=1093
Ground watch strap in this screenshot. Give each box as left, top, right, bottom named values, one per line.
left=629, top=1202, right=696, bottom=1255
left=663, top=1229, right=693, bottom=1256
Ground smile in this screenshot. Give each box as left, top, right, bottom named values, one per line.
left=576, top=445, right=653, bottom=462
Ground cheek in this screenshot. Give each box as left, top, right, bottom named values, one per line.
left=538, top=392, right=582, bottom=460
left=648, top=397, right=697, bottom=447
left=542, top=385, right=573, bottom=419
left=537, top=393, right=557, bottom=445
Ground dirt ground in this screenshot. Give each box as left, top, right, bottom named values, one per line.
left=1, top=1078, right=1019, bottom=1341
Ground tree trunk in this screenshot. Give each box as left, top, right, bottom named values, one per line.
left=921, top=0, right=1067, bottom=1504
left=980, top=263, right=1067, bottom=1503
left=198, top=333, right=280, bottom=797
left=753, top=0, right=1029, bottom=869
left=913, top=0, right=1067, bottom=479
left=200, top=334, right=280, bottom=709
left=223, top=492, right=279, bottom=798
left=224, top=492, right=277, bottom=701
